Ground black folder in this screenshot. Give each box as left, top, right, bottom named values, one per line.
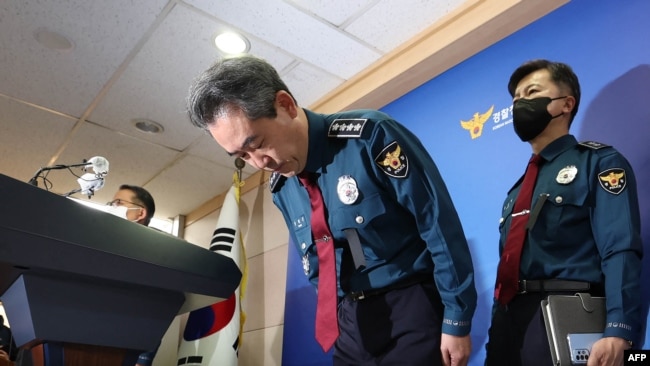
left=541, top=293, right=606, bottom=365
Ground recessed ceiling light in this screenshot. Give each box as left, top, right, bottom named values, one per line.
left=214, top=32, right=250, bottom=55
left=34, top=28, right=74, bottom=51
left=132, top=118, right=164, bottom=134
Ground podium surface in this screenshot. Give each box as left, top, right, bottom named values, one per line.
left=0, top=173, right=242, bottom=352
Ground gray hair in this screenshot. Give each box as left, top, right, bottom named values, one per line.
left=186, top=56, right=296, bottom=130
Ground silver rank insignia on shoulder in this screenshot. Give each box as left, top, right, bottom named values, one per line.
left=375, top=141, right=408, bottom=178
left=328, top=118, right=367, bottom=138
left=598, top=168, right=626, bottom=194
left=302, top=255, right=310, bottom=276
left=579, top=141, right=610, bottom=150
left=556, top=165, right=577, bottom=184
left=337, top=175, right=359, bottom=205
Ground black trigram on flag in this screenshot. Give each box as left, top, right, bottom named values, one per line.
left=177, top=355, right=203, bottom=365
left=233, top=335, right=240, bottom=355
left=210, top=227, right=236, bottom=253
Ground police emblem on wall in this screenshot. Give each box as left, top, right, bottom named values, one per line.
left=375, top=141, right=408, bottom=178
left=460, top=105, right=494, bottom=139
left=598, top=168, right=626, bottom=194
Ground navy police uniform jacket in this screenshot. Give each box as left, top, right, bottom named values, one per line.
left=498, top=134, right=643, bottom=342
left=271, top=109, right=477, bottom=336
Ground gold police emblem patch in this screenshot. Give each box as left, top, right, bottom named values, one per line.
left=460, top=105, right=494, bottom=139
left=375, top=141, right=408, bottom=178
left=598, top=168, right=626, bottom=194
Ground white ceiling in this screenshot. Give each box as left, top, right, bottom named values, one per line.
left=0, top=0, right=472, bottom=222
left=0, top=0, right=497, bottom=223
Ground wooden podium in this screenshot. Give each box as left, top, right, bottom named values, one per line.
left=0, top=173, right=242, bottom=365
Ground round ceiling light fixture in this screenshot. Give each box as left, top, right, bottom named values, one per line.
left=214, top=31, right=250, bottom=55
left=132, top=118, right=164, bottom=134
left=34, top=28, right=74, bottom=51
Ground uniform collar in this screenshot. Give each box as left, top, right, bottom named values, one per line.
left=538, top=134, right=578, bottom=163
left=302, top=109, right=328, bottom=174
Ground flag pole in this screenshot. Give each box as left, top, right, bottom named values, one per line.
left=233, top=157, right=248, bottom=352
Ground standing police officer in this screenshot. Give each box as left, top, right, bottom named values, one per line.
left=485, top=59, right=642, bottom=366
left=187, top=56, right=477, bottom=366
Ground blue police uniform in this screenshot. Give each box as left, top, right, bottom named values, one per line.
left=486, top=134, right=643, bottom=364
left=271, top=109, right=476, bottom=361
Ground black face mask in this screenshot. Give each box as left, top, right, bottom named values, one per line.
left=512, top=96, right=566, bottom=141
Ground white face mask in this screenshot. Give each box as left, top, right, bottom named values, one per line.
left=105, top=205, right=140, bottom=221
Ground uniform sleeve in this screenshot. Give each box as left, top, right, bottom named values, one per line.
left=137, top=351, right=156, bottom=366
left=590, top=150, right=643, bottom=343
left=368, top=119, right=477, bottom=336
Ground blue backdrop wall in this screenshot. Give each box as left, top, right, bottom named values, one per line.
left=282, top=0, right=650, bottom=364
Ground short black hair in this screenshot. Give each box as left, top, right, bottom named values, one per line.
left=508, top=59, right=581, bottom=125
left=119, top=184, right=156, bottom=226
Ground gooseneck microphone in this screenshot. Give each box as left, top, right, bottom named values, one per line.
left=87, top=156, right=109, bottom=176
left=29, top=156, right=109, bottom=199
left=28, top=156, right=110, bottom=187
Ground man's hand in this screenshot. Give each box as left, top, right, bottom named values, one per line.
left=587, top=336, right=630, bottom=366
left=441, top=333, right=471, bottom=366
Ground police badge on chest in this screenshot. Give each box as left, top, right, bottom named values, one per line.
left=337, top=175, right=359, bottom=205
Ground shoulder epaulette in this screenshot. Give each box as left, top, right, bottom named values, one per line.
left=328, top=118, right=367, bottom=138
left=579, top=141, right=611, bottom=150
left=269, top=172, right=286, bottom=193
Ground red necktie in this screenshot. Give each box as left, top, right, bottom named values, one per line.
left=298, top=172, right=339, bottom=352
left=495, top=155, right=542, bottom=305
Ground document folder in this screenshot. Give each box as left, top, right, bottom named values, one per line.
left=541, top=293, right=606, bottom=366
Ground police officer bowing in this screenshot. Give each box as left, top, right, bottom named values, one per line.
left=186, top=56, right=477, bottom=366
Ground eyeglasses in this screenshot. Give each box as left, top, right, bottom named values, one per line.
left=106, top=198, right=144, bottom=208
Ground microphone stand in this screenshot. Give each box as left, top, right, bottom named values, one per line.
left=62, top=188, right=82, bottom=197
left=27, top=161, right=90, bottom=186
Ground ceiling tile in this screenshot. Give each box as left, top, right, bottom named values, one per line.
left=0, top=0, right=169, bottom=116
left=88, top=4, right=220, bottom=152
left=185, top=0, right=382, bottom=79
left=345, top=0, right=467, bottom=53
left=282, top=62, right=345, bottom=108
left=89, top=3, right=300, bottom=152
left=0, top=97, right=77, bottom=183
left=287, top=0, right=375, bottom=27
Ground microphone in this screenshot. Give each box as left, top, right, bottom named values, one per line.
left=64, top=173, right=105, bottom=198
left=28, top=156, right=110, bottom=186
left=87, top=156, right=109, bottom=176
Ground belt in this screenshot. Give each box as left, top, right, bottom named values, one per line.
left=517, top=279, right=592, bottom=294
left=347, top=276, right=432, bottom=302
